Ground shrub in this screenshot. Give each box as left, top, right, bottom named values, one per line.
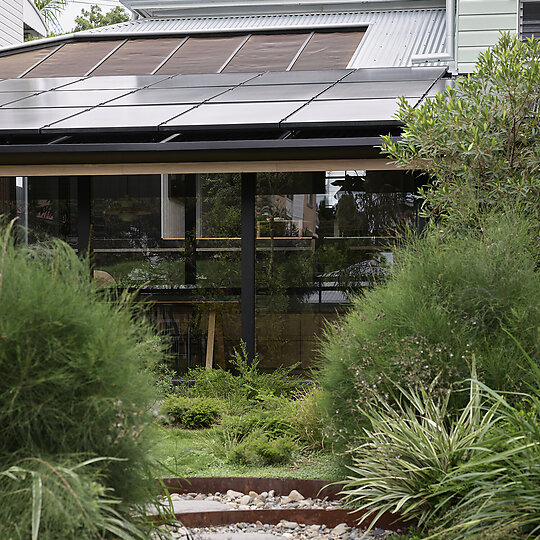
left=228, top=431, right=294, bottom=466
left=318, top=212, right=539, bottom=452
left=282, top=385, right=332, bottom=451
left=161, top=395, right=222, bottom=428
left=0, top=222, right=171, bottom=537
left=341, top=375, right=540, bottom=539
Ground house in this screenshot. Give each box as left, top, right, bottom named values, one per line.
left=0, top=0, right=530, bottom=373
left=1, top=0, right=48, bottom=47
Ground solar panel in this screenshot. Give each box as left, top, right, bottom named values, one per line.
left=106, top=86, right=232, bottom=106
left=209, top=83, right=330, bottom=103
left=244, top=70, right=351, bottom=86
left=316, top=80, right=432, bottom=100
left=60, top=75, right=169, bottom=91
left=0, top=77, right=83, bottom=92
left=282, top=98, right=416, bottom=126
left=44, top=104, right=195, bottom=131
left=0, top=107, right=85, bottom=132
left=3, top=89, right=131, bottom=108
left=151, top=72, right=260, bottom=88
left=0, top=91, right=37, bottom=107
left=343, top=67, right=447, bottom=83
left=161, top=101, right=303, bottom=129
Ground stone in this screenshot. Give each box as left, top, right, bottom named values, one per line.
left=255, top=521, right=263, bottom=528
left=255, top=500, right=265, bottom=507
left=226, top=489, right=244, bottom=498
left=239, top=494, right=252, bottom=505
left=283, top=534, right=294, bottom=538
left=288, top=489, right=305, bottom=501
left=249, top=490, right=258, bottom=498
left=238, top=504, right=250, bottom=510
left=268, top=490, right=275, bottom=497
left=332, top=523, right=349, bottom=536
left=281, top=521, right=298, bottom=529
left=280, top=496, right=291, bottom=504
left=194, top=493, right=205, bottom=500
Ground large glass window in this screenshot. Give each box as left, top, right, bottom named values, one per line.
left=4, top=169, right=419, bottom=375
left=254, top=170, right=419, bottom=371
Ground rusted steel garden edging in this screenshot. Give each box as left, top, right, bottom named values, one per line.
left=162, top=477, right=342, bottom=499
left=160, top=478, right=409, bottom=531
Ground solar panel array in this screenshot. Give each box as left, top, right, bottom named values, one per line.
left=0, top=67, right=449, bottom=135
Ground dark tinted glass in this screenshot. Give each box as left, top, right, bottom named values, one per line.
left=0, top=47, right=56, bottom=78
left=156, top=36, right=245, bottom=74
left=91, top=38, right=181, bottom=76
left=224, top=33, right=308, bottom=72
left=26, top=41, right=123, bottom=78
left=291, top=31, right=364, bottom=71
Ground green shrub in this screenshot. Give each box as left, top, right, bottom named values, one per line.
left=318, top=212, right=539, bottom=452
left=161, top=395, right=222, bottom=428
left=284, top=386, right=331, bottom=451
left=341, top=372, right=540, bottom=539
left=177, top=342, right=301, bottom=410
left=0, top=222, right=171, bottom=537
left=228, top=431, right=294, bottom=466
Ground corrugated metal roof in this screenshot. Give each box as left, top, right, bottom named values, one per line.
left=86, top=9, right=446, bottom=68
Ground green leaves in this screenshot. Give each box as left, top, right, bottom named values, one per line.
left=381, top=33, right=540, bottom=231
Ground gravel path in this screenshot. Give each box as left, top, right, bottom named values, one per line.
left=156, top=489, right=398, bottom=540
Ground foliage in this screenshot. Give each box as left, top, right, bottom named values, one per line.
left=73, top=5, right=130, bottom=32
left=228, top=431, right=295, bottom=466
left=341, top=372, right=540, bottom=539
left=34, top=0, right=67, bottom=28
left=341, top=373, right=497, bottom=529
left=281, top=385, right=332, bottom=451
left=176, top=341, right=301, bottom=408
left=381, top=33, right=540, bottom=230
left=0, top=457, right=174, bottom=540
left=0, top=222, right=170, bottom=536
left=161, top=395, right=222, bottom=429
left=317, top=211, right=539, bottom=453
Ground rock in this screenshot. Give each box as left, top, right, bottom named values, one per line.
left=310, top=525, right=321, bottom=531
left=332, top=523, right=349, bottom=536
left=288, top=489, right=305, bottom=501
left=255, top=500, right=265, bottom=507
left=194, top=493, right=205, bottom=500
left=268, top=490, right=275, bottom=497
left=248, top=490, right=258, bottom=498
left=239, top=494, right=252, bottom=505
left=281, top=521, right=298, bottom=529
left=283, top=534, right=294, bottom=538
left=280, top=496, right=291, bottom=504
left=371, top=528, right=386, bottom=537
left=255, top=521, right=263, bottom=528
left=238, top=504, right=250, bottom=510
left=226, top=489, right=244, bottom=498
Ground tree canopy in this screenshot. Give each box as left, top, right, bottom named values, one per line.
left=381, top=33, right=540, bottom=229
left=73, top=5, right=130, bottom=32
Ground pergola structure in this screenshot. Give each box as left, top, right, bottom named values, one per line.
left=0, top=0, right=450, bottom=370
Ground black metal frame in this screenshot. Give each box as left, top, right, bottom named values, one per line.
left=241, top=172, right=256, bottom=364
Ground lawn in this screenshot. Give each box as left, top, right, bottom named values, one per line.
left=151, top=426, right=343, bottom=480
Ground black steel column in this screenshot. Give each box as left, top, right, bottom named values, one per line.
left=184, top=174, right=197, bottom=286
left=241, top=172, right=256, bottom=364
left=77, top=176, right=93, bottom=264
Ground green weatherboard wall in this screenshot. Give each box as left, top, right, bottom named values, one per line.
left=457, top=0, right=518, bottom=73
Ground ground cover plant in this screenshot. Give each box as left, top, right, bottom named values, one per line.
left=0, top=220, right=177, bottom=539
left=155, top=342, right=338, bottom=478
left=318, top=33, right=540, bottom=539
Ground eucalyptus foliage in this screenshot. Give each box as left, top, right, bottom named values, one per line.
left=382, top=33, right=540, bottom=229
